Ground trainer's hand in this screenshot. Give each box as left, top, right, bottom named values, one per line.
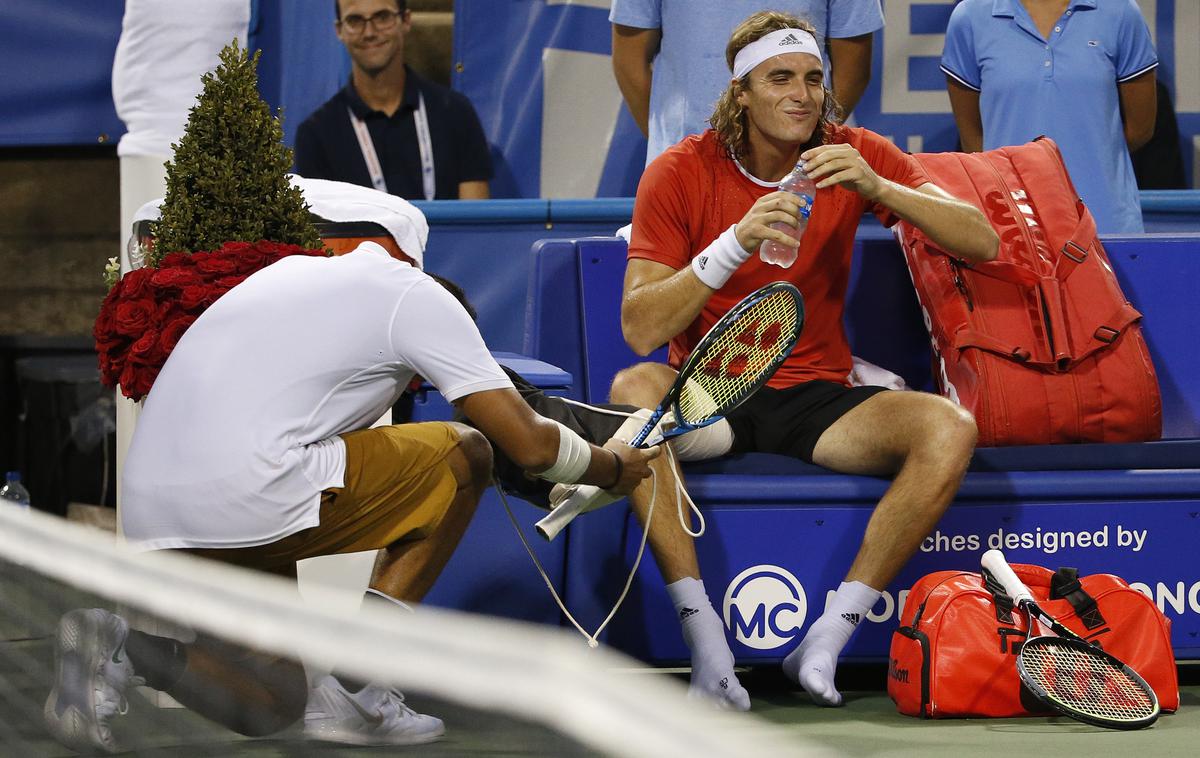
left=602, top=440, right=661, bottom=495
left=800, top=143, right=883, bottom=200
left=735, top=190, right=804, bottom=252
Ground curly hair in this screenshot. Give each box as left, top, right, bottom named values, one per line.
left=708, top=11, right=844, bottom=162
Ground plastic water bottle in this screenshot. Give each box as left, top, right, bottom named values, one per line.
left=759, top=162, right=815, bottom=268
left=0, top=471, right=31, bottom=509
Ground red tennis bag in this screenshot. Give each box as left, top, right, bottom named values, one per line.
left=895, top=138, right=1161, bottom=446
left=888, top=564, right=1178, bottom=718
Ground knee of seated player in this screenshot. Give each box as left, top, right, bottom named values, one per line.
left=446, top=423, right=494, bottom=490
left=610, top=362, right=676, bottom=407
left=911, top=396, right=978, bottom=464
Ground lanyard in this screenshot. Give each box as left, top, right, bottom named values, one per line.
left=346, top=91, right=435, bottom=201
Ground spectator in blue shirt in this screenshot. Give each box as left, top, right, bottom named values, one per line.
left=941, top=0, right=1157, bottom=233
left=610, top=0, right=884, bottom=164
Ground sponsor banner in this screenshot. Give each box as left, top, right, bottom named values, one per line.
left=617, top=499, right=1200, bottom=661
left=455, top=0, right=1198, bottom=195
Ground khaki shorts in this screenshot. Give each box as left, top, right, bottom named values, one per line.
left=191, top=422, right=462, bottom=576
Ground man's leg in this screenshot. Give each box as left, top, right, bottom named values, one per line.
left=611, top=363, right=749, bottom=711
left=783, top=391, right=977, bottom=705
left=367, top=422, right=492, bottom=603
left=307, top=422, right=492, bottom=746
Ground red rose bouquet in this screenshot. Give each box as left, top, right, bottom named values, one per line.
left=94, top=240, right=326, bottom=401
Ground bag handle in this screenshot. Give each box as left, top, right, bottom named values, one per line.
left=1049, top=567, right=1107, bottom=630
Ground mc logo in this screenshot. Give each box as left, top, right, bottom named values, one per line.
left=723, top=565, right=806, bottom=650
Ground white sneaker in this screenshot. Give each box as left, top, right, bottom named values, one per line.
left=43, top=608, right=143, bottom=754
left=304, top=675, right=445, bottom=746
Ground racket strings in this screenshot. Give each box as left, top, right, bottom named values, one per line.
left=1022, top=640, right=1157, bottom=722
left=677, top=289, right=800, bottom=424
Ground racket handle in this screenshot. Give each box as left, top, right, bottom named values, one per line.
left=535, top=484, right=617, bottom=541
left=980, top=549, right=1034, bottom=605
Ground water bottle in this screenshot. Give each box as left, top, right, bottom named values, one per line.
left=0, top=471, right=31, bottom=509
left=759, top=162, right=815, bottom=268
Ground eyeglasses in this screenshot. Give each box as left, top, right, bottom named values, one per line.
left=339, top=9, right=401, bottom=35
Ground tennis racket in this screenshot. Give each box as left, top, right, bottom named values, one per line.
left=980, top=549, right=1159, bottom=729
left=535, top=281, right=804, bottom=540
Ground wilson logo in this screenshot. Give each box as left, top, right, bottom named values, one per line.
left=888, top=658, right=909, bottom=684
left=981, top=187, right=1051, bottom=262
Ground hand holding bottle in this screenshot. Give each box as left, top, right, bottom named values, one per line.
left=759, top=162, right=815, bottom=268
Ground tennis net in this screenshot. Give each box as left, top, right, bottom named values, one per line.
left=0, top=504, right=830, bottom=757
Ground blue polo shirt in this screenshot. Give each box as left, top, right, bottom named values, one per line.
left=610, top=0, right=885, bottom=164
left=294, top=67, right=492, bottom=201
left=941, top=0, right=1157, bottom=233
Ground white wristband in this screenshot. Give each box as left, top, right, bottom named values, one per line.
left=538, top=420, right=592, bottom=484
left=690, top=224, right=751, bottom=290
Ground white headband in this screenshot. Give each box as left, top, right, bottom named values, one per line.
left=732, top=28, right=823, bottom=80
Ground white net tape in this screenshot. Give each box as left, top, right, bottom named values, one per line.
left=0, top=506, right=832, bottom=757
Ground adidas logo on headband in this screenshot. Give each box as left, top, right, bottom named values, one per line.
left=732, top=28, right=823, bottom=79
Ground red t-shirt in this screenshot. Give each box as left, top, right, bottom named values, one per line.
left=628, top=127, right=929, bottom=388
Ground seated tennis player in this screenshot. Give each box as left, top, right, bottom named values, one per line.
left=611, top=11, right=997, bottom=707
left=43, top=241, right=659, bottom=753
left=433, top=275, right=751, bottom=711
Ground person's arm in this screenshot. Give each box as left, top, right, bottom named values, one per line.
left=827, top=34, right=873, bottom=118
left=457, top=180, right=490, bottom=199
left=1119, top=70, right=1157, bottom=153
left=621, top=190, right=806, bottom=355
left=802, top=142, right=998, bottom=262
left=946, top=79, right=983, bottom=153
left=611, top=23, right=661, bottom=137
left=457, top=389, right=658, bottom=494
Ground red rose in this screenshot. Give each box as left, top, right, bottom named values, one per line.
left=195, top=255, right=239, bottom=275
left=113, top=298, right=157, bottom=337
left=130, top=329, right=163, bottom=362
left=215, top=274, right=248, bottom=291
left=160, top=252, right=194, bottom=268
left=190, top=251, right=212, bottom=264
left=220, top=241, right=256, bottom=257
left=119, top=268, right=152, bottom=299
left=158, top=314, right=197, bottom=353
left=179, top=284, right=218, bottom=311
left=151, top=266, right=202, bottom=289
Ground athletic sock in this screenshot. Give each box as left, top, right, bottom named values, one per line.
left=666, top=577, right=750, bottom=711
left=782, top=581, right=880, bottom=707
left=125, top=630, right=187, bottom=691
left=362, top=587, right=414, bottom=614
left=326, top=589, right=417, bottom=694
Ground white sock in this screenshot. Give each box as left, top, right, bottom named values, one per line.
left=782, top=581, right=880, bottom=707
left=363, top=588, right=414, bottom=614
left=666, top=577, right=750, bottom=711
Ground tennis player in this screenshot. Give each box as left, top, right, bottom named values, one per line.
left=612, top=11, right=998, bottom=707
left=44, top=242, right=659, bottom=753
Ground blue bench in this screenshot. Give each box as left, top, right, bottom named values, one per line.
left=525, top=231, right=1200, bottom=663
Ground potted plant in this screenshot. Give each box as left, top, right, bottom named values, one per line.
left=95, top=40, right=327, bottom=401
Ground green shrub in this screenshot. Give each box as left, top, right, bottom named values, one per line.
left=151, top=40, right=319, bottom=263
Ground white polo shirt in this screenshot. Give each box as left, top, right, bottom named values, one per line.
left=121, top=242, right=512, bottom=550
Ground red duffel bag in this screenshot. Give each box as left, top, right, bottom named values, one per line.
left=889, top=564, right=1178, bottom=718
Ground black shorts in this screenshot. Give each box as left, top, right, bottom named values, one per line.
left=726, top=380, right=888, bottom=463
left=457, top=367, right=635, bottom=510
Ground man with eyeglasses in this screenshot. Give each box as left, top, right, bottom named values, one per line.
left=295, top=0, right=492, bottom=200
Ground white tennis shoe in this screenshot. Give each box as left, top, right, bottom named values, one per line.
left=43, top=608, right=143, bottom=755
left=304, top=675, right=445, bottom=746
